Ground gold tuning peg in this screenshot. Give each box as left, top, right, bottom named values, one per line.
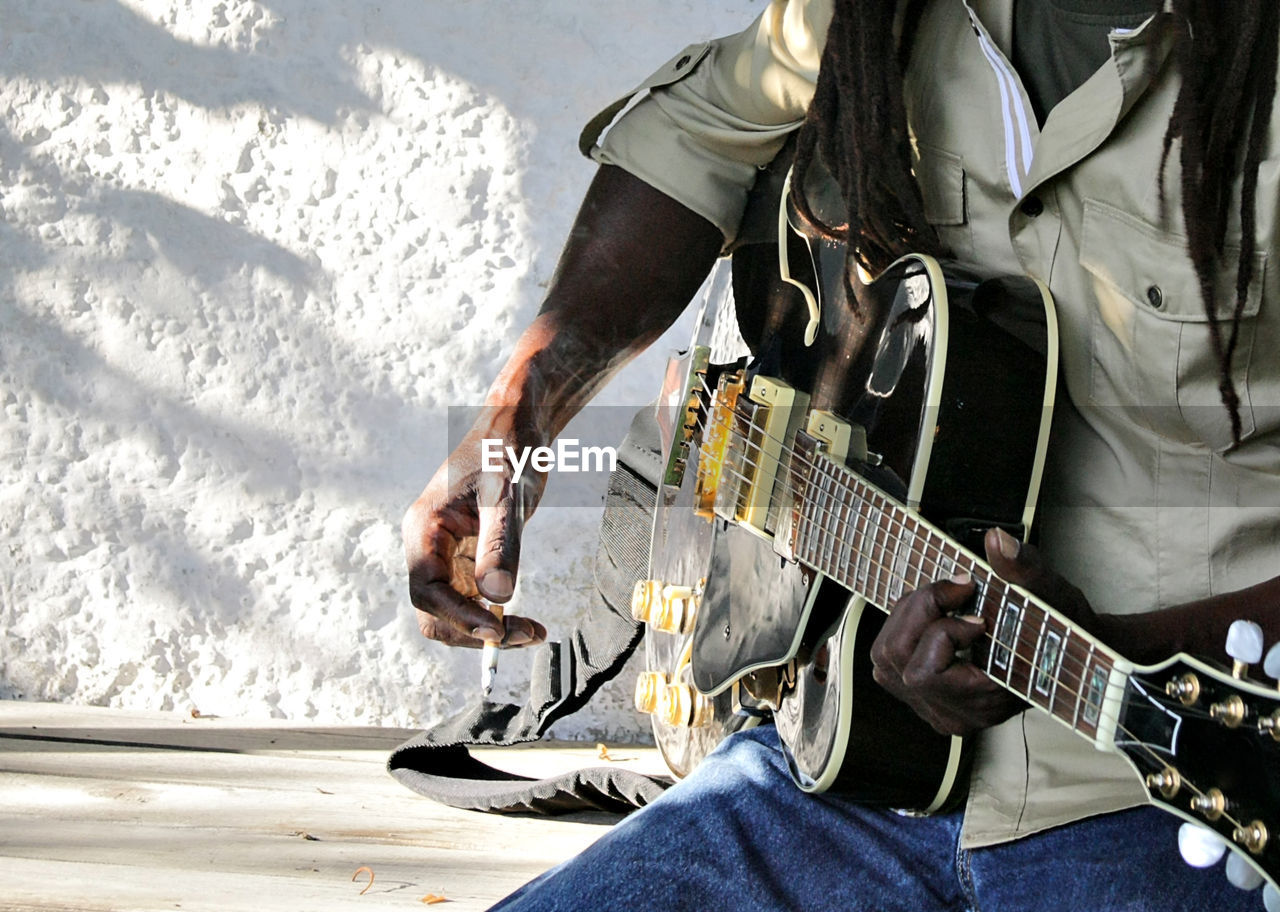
left=1190, top=788, right=1227, bottom=821
left=1146, top=767, right=1182, bottom=799
left=1258, top=709, right=1280, bottom=741
left=1165, top=673, right=1201, bottom=706
left=1233, top=821, right=1270, bottom=855
left=1209, top=695, right=1247, bottom=728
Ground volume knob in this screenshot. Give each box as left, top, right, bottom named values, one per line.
left=631, top=579, right=663, bottom=623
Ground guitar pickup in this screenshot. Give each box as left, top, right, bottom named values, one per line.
left=712, top=374, right=808, bottom=539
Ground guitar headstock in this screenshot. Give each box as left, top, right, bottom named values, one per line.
left=1118, top=644, right=1280, bottom=898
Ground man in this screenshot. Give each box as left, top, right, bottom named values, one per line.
left=403, top=1, right=1280, bottom=908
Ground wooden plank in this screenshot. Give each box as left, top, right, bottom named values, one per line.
left=0, top=702, right=665, bottom=911
left=0, top=854, right=538, bottom=912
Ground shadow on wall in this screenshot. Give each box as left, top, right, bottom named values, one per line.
left=0, top=0, right=618, bottom=129
left=0, top=0, right=726, bottom=727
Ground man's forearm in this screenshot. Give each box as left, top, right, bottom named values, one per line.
left=483, top=165, right=724, bottom=439
left=1100, top=575, right=1280, bottom=666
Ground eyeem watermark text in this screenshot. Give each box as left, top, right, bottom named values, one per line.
left=481, top=438, right=618, bottom=483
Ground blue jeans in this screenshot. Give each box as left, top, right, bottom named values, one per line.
left=492, top=726, right=1258, bottom=911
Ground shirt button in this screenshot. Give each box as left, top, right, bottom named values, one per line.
left=1147, top=285, right=1164, bottom=310
left=675, top=54, right=692, bottom=69
left=1020, top=196, right=1044, bottom=217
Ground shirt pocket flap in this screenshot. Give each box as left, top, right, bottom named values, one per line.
left=1079, top=199, right=1266, bottom=322
left=915, top=144, right=966, bottom=227
left=579, top=42, right=714, bottom=156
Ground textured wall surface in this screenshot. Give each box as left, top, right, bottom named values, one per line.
left=0, top=0, right=756, bottom=739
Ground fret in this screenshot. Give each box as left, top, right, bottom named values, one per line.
left=941, top=539, right=960, bottom=579
left=853, top=491, right=870, bottom=598
left=1082, top=652, right=1109, bottom=729
left=866, top=500, right=884, bottom=605
left=932, top=534, right=950, bottom=581
left=1050, top=625, right=1071, bottom=720
left=870, top=502, right=890, bottom=609
left=1003, top=599, right=1024, bottom=686
left=1028, top=612, right=1050, bottom=701
left=988, top=586, right=1012, bottom=675
left=889, top=506, right=909, bottom=602
left=997, top=598, right=1023, bottom=684
left=916, top=532, right=933, bottom=585
left=838, top=484, right=855, bottom=586
left=819, top=470, right=836, bottom=575
left=820, top=479, right=834, bottom=577
left=1073, top=641, right=1097, bottom=730
left=855, top=495, right=872, bottom=593
left=795, top=476, right=809, bottom=557
left=912, top=523, right=928, bottom=591
left=835, top=474, right=850, bottom=578
left=819, top=473, right=829, bottom=573
left=985, top=586, right=1000, bottom=676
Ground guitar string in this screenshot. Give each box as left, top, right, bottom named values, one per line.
left=682, top=379, right=1257, bottom=840
left=699, top=450, right=1115, bottom=730
left=682, top=380, right=1271, bottom=751
left=683, top=379, right=1063, bottom=643
left=682, top=380, right=1114, bottom=723
left=686, top=397, right=1113, bottom=716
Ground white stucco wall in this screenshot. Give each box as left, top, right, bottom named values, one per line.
left=0, top=0, right=756, bottom=739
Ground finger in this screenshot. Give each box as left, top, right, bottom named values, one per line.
left=416, top=605, right=488, bottom=648
left=474, top=471, right=526, bottom=603
left=875, top=577, right=977, bottom=670
left=984, top=527, right=1092, bottom=621
left=984, top=527, right=1036, bottom=584
left=404, top=499, right=511, bottom=641
left=501, top=615, right=549, bottom=647
left=901, top=615, right=989, bottom=685
left=414, top=587, right=549, bottom=648
left=410, top=577, right=509, bottom=643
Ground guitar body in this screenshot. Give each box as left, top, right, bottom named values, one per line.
left=643, top=414, right=760, bottom=778
left=639, top=193, right=1056, bottom=806
left=776, top=593, right=969, bottom=806
left=635, top=190, right=1280, bottom=894
left=734, top=235, right=1056, bottom=807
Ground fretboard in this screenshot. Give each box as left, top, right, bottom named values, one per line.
left=785, top=435, right=1121, bottom=744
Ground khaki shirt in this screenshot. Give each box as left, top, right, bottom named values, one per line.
left=585, top=0, right=1280, bottom=848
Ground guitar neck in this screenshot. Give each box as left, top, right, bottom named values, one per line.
left=784, top=434, right=1126, bottom=748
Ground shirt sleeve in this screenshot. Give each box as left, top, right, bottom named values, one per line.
left=580, top=0, right=831, bottom=246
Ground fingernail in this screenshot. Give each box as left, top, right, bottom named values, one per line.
left=959, top=614, right=985, bottom=625
left=503, top=629, right=533, bottom=647
left=472, top=626, right=502, bottom=643
left=949, top=569, right=971, bottom=584
left=994, top=528, right=1020, bottom=560
left=481, top=570, right=514, bottom=600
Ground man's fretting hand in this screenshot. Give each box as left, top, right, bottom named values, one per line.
left=870, top=527, right=1099, bottom=736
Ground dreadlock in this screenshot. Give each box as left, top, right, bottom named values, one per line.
left=792, top=0, right=1280, bottom=448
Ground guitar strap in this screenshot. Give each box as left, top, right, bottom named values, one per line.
left=388, top=406, right=675, bottom=815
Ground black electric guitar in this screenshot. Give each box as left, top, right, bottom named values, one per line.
left=632, top=178, right=1280, bottom=893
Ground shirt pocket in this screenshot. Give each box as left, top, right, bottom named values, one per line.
left=1079, top=199, right=1266, bottom=452
left=914, top=144, right=974, bottom=264
left=578, top=42, right=713, bottom=156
